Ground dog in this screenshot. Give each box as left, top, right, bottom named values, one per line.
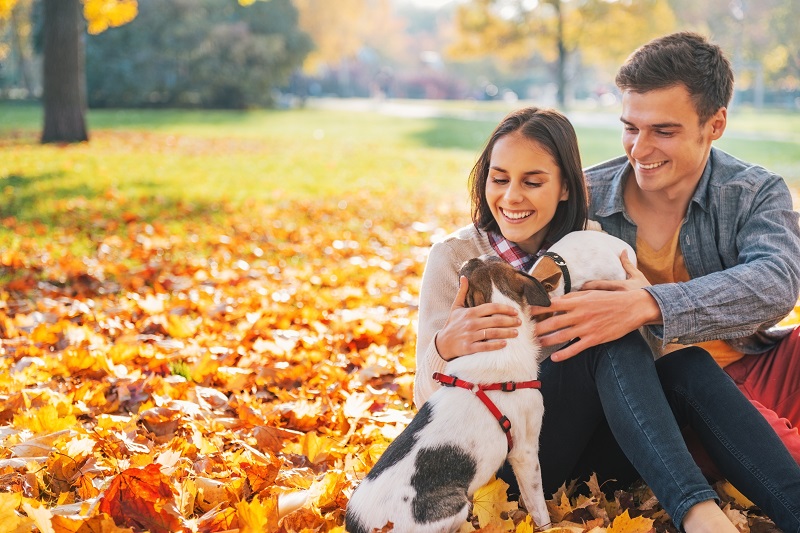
left=530, top=230, right=636, bottom=297
left=346, top=256, right=552, bottom=533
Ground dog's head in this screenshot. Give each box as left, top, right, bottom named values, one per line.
left=459, top=256, right=551, bottom=310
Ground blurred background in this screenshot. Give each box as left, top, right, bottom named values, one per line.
left=1, top=0, right=798, bottom=114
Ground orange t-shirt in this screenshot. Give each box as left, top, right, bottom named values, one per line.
left=636, top=230, right=744, bottom=368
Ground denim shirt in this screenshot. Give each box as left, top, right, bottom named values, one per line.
left=586, top=147, right=800, bottom=354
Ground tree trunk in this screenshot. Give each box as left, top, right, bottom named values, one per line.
left=41, top=0, right=88, bottom=144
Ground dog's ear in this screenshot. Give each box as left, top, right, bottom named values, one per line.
left=465, top=270, right=492, bottom=308
left=529, top=257, right=563, bottom=293
left=517, top=272, right=551, bottom=307
left=459, top=257, right=485, bottom=279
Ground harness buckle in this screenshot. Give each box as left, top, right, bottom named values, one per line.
left=498, top=415, right=512, bottom=433
left=500, top=381, right=516, bottom=392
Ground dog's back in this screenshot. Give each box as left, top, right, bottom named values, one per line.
left=531, top=230, right=636, bottom=296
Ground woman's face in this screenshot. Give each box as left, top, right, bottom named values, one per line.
left=486, top=131, right=568, bottom=254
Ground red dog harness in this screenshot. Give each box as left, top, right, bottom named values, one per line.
left=432, top=372, right=541, bottom=452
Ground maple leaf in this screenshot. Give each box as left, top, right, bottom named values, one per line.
left=0, top=493, right=35, bottom=533
left=471, top=477, right=517, bottom=529
left=236, top=494, right=280, bottom=533
left=546, top=491, right=575, bottom=524
left=98, top=463, right=189, bottom=533
left=51, top=513, right=135, bottom=533
left=606, top=509, right=654, bottom=533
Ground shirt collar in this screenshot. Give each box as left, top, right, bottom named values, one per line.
left=488, top=231, right=547, bottom=272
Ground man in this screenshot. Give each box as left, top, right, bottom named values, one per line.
left=533, top=31, right=800, bottom=462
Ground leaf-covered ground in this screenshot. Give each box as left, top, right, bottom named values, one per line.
left=2, top=149, right=796, bottom=532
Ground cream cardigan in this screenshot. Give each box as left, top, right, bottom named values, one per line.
left=413, top=224, right=496, bottom=406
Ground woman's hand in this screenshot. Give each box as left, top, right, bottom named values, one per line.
left=435, top=276, right=522, bottom=361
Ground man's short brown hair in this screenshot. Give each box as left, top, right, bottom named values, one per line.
left=615, top=31, right=734, bottom=124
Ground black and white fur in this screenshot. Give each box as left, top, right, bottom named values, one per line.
left=346, top=256, right=552, bottom=533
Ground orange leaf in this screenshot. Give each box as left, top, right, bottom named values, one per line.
left=98, top=463, right=189, bottom=533
left=197, top=505, right=238, bottom=533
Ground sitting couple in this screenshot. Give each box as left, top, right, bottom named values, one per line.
left=415, top=31, right=800, bottom=532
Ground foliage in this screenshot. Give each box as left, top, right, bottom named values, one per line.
left=668, top=0, right=799, bottom=93
left=84, top=0, right=312, bottom=109
left=1, top=104, right=798, bottom=531
left=0, top=163, right=789, bottom=532
left=449, top=0, right=677, bottom=77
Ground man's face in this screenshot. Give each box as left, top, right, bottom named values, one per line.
left=620, top=84, right=726, bottom=199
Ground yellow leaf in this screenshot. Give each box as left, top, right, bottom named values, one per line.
left=165, top=314, right=198, bottom=339
left=21, top=501, right=54, bottom=533
left=301, top=430, right=332, bottom=464
left=718, top=481, right=756, bottom=508
left=13, top=405, right=78, bottom=435
left=83, top=0, right=138, bottom=34
left=236, top=495, right=280, bottom=533
left=471, top=477, right=516, bottom=528
left=0, top=493, right=34, bottom=533
left=516, top=515, right=535, bottom=533
left=606, top=509, right=654, bottom=533
left=546, top=491, right=574, bottom=523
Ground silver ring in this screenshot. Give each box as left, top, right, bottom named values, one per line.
left=483, top=329, right=487, bottom=340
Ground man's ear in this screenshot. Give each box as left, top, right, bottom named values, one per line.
left=709, top=107, right=727, bottom=140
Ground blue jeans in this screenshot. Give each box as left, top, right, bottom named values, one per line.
left=501, top=331, right=800, bottom=531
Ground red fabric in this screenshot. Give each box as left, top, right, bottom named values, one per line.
left=724, top=326, right=800, bottom=464
left=687, top=327, right=800, bottom=480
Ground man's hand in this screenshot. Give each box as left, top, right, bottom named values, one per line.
left=435, top=276, right=522, bottom=361
left=529, top=251, right=661, bottom=361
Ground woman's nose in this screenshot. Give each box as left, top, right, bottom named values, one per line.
left=504, top=181, right=524, bottom=203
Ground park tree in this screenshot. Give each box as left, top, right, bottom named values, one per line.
left=450, top=0, right=676, bottom=108
left=0, top=0, right=304, bottom=143
left=0, top=0, right=137, bottom=143
left=85, top=0, right=312, bottom=109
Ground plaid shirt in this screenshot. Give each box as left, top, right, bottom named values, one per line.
left=488, top=231, right=548, bottom=272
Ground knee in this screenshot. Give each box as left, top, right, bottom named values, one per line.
left=656, top=347, right=727, bottom=391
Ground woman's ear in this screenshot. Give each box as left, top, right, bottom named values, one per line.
left=560, top=183, right=569, bottom=202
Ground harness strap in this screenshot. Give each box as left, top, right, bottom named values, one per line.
left=543, top=251, right=571, bottom=293
left=432, top=372, right=541, bottom=452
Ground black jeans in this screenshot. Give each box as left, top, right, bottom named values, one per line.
left=500, top=332, right=800, bottom=532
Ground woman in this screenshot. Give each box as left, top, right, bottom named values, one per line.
left=414, top=107, right=800, bottom=532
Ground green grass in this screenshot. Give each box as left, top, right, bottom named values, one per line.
left=1, top=100, right=799, bottom=233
